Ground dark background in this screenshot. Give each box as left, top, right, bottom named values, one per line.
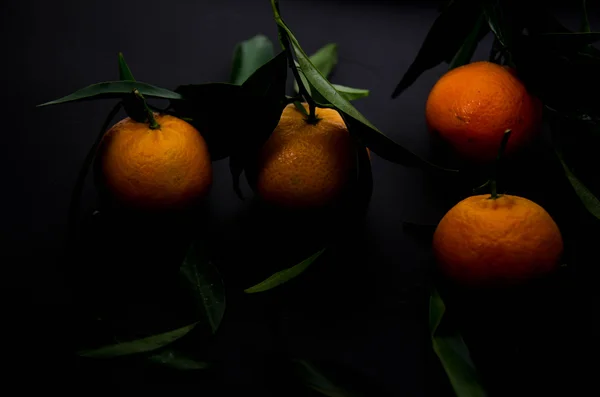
left=3, top=0, right=598, bottom=394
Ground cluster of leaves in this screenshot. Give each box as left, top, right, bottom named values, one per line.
left=392, top=0, right=599, bottom=395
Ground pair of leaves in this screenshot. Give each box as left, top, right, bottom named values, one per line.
left=271, top=0, right=453, bottom=173
left=392, top=0, right=487, bottom=98
left=293, top=43, right=370, bottom=102
left=38, top=81, right=181, bottom=107
left=430, top=288, right=487, bottom=397
left=39, top=51, right=181, bottom=107
left=67, top=53, right=153, bottom=240
left=244, top=248, right=325, bottom=293
left=78, top=242, right=225, bottom=367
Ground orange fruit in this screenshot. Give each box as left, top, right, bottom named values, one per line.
left=96, top=114, right=212, bottom=210
left=425, top=61, right=542, bottom=163
left=251, top=102, right=361, bottom=209
left=433, top=194, right=563, bottom=287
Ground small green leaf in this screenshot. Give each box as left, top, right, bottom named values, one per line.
left=181, top=244, right=226, bottom=334
left=148, top=349, right=209, bottom=370
left=294, top=43, right=338, bottom=93
left=556, top=149, right=600, bottom=220
left=78, top=323, right=198, bottom=358
left=230, top=34, right=275, bottom=85
left=332, top=84, right=369, bottom=101
left=272, top=1, right=455, bottom=173
left=38, top=81, right=182, bottom=106
left=244, top=248, right=325, bottom=293
left=449, top=13, right=488, bottom=70
left=581, top=0, right=591, bottom=33
left=118, top=52, right=136, bottom=81
left=430, top=288, right=487, bottom=397
left=293, top=100, right=309, bottom=116
left=391, top=0, right=482, bottom=98
left=293, top=359, right=363, bottom=397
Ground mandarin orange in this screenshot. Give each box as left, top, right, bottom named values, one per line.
left=425, top=61, right=542, bottom=162
left=433, top=194, right=563, bottom=287
left=96, top=114, right=212, bottom=210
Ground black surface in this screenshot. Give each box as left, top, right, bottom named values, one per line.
left=3, top=0, right=598, bottom=394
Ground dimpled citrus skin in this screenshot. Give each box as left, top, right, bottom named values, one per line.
left=426, top=61, right=542, bottom=163
left=98, top=114, right=212, bottom=210
left=255, top=103, right=355, bottom=208
left=433, top=194, right=563, bottom=287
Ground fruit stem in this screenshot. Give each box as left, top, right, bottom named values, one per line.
left=306, top=101, right=320, bottom=125
left=489, top=129, right=512, bottom=200
left=133, top=89, right=160, bottom=130
left=277, top=23, right=320, bottom=125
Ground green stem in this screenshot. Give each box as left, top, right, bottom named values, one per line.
left=489, top=129, right=512, bottom=200
left=307, top=101, right=318, bottom=124
left=490, top=179, right=498, bottom=199
left=275, top=3, right=319, bottom=125
left=133, top=89, right=160, bottom=129
left=67, top=101, right=122, bottom=241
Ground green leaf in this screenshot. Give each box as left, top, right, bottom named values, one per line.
left=78, top=323, right=198, bottom=358
left=244, top=248, right=325, bottom=293
left=308, top=43, right=338, bottom=78
left=118, top=52, right=136, bottom=81
left=181, top=244, right=226, bottom=334
left=430, top=288, right=487, bottom=397
left=332, top=84, right=369, bottom=101
left=148, top=349, right=209, bottom=370
left=556, top=149, right=600, bottom=220
left=293, top=100, right=309, bottom=116
left=449, top=13, right=488, bottom=70
left=483, top=0, right=513, bottom=50
left=230, top=34, right=275, bottom=85
left=172, top=82, right=246, bottom=161
left=342, top=115, right=456, bottom=173
left=294, top=43, right=338, bottom=93
left=581, top=0, right=591, bottom=33
left=241, top=50, right=288, bottom=100
left=271, top=0, right=455, bottom=173
left=229, top=51, right=288, bottom=197
left=293, top=359, right=363, bottom=397
left=38, top=81, right=182, bottom=106
left=391, top=0, right=482, bottom=98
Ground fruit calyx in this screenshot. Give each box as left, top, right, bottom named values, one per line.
left=487, top=129, right=512, bottom=200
